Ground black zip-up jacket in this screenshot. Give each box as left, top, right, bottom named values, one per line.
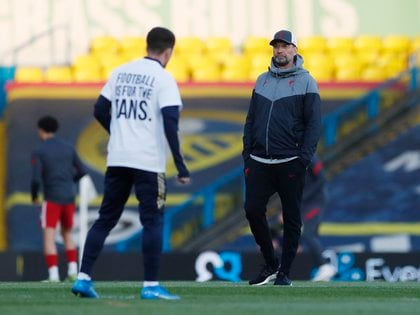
left=243, top=54, right=321, bottom=166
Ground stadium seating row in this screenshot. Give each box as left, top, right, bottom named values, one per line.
left=13, top=35, right=420, bottom=83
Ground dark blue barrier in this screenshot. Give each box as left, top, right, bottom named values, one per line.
left=162, top=166, right=244, bottom=252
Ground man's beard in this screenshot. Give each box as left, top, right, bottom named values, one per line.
left=273, top=55, right=290, bottom=67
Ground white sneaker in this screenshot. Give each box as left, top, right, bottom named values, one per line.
left=312, top=263, right=336, bottom=282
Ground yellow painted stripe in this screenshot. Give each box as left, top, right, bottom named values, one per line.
left=7, top=87, right=101, bottom=101
left=7, top=192, right=420, bottom=236
left=180, top=87, right=252, bottom=98
left=0, top=121, right=7, bottom=250
left=6, top=192, right=191, bottom=210
left=320, top=223, right=420, bottom=236
left=320, top=89, right=368, bottom=99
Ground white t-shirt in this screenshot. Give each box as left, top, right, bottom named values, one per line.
left=100, top=58, right=182, bottom=172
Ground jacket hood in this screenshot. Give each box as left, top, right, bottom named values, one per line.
left=269, top=54, right=308, bottom=78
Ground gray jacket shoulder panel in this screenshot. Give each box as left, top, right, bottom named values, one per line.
left=254, top=70, right=318, bottom=102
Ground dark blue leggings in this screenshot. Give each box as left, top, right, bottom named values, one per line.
left=80, top=166, right=166, bottom=281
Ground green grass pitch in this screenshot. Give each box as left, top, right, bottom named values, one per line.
left=0, top=281, right=419, bottom=315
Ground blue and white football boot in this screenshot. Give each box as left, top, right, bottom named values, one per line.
left=71, top=279, right=99, bottom=298
left=140, top=285, right=180, bottom=300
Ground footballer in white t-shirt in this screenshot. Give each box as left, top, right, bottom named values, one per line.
left=72, top=27, right=189, bottom=301
left=101, top=58, right=182, bottom=173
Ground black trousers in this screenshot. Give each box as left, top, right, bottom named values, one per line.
left=244, top=158, right=306, bottom=275
left=80, top=166, right=166, bottom=281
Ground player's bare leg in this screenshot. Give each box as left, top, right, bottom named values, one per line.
left=43, top=227, right=59, bottom=282
left=61, top=228, right=78, bottom=280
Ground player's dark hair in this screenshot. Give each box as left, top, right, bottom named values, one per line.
left=146, top=27, right=175, bottom=54
left=37, top=116, right=59, bottom=133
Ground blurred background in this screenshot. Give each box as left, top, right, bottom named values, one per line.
left=0, top=0, right=419, bottom=282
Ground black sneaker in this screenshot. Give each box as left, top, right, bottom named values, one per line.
left=274, top=271, right=292, bottom=286
left=249, top=264, right=278, bottom=286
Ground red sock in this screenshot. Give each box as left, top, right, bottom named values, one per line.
left=45, top=254, right=58, bottom=268
left=65, top=249, right=78, bottom=263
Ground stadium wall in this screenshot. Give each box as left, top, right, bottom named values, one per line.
left=0, top=251, right=419, bottom=282
left=0, top=0, right=419, bottom=66
left=4, top=83, right=251, bottom=252
left=3, top=82, right=364, bottom=252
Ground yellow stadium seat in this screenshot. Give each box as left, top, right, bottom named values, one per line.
left=220, top=54, right=252, bottom=82
left=120, top=52, right=141, bottom=63
left=385, top=63, right=407, bottom=79
left=206, top=37, right=233, bottom=54
left=305, top=53, right=333, bottom=72
left=221, top=67, right=249, bottom=82
left=166, top=59, right=190, bottom=82
left=73, top=54, right=101, bottom=71
left=73, top=67, right=103, bottom=82
left=207, top=50, right=234, bottom=65
left=120, top=36, right=146, bottom=55
left=309, top=68, right=334, bottom=82
left=243, top=36, right=271, bottom=55
left=101, top=68, right=113, bottom=80
left=409, top=37, right=420, bottom=54
left=382, top=35, right=411, bottom=54
left=333, top=53, right=362, bottom=72
left=191, top=66, right=221, bottom=82
left=205, top=38, right=233, bottom=65
left=169, top=53, right=188, bottom=65
left=90, top=36, right=120, bottom=54
left=353, top=35, right=382, bottom=53
left=101, top=56, right=129, bottom=79
left=377, top=53, right=408, bottom=71
left=326, top=37, right=354, bottom=53
left=298, top=36, right=327, bottom=54
left=335, top=67, right=360, bottom=81
left=250, top=53, right=271, bottom=73
left=95, top=53, right=126, bottom=68
left=222, top=54, right=251, bottom=72
left=356, top=51, right=380, bottom=66
left=248, top=68, right=265, bottom=82
left=14, top=67, right=44, bottom=82
left=360, top=67, right=387, bottom=82
left=44, top=66, right=73, bottom=83
left=175, top=37, right=206, bottom=56
left=186, top=54, right=217, bottom=71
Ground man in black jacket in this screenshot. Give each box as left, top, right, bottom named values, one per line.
left=243, top=30, right=321, bottom=286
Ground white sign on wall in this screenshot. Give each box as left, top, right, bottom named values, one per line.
left=0, top=0, right=418, bottom=66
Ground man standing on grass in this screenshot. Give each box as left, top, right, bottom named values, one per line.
left=71, top=26, right=190, bottom=300
left=243, top=30, right=321, bottom=286
left=31, top=115, right=87, bottom=282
